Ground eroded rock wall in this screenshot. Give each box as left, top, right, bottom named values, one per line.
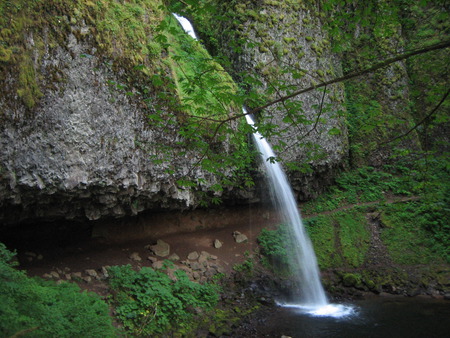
left=0, top=25, right=246, bottom=224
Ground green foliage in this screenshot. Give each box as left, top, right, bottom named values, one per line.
left=302, top=154, right=449, bottom=266
left=0, top=243, right=115, bottom=338
left=304, top=210, right=370, bottom=269
left=378, top=152, right=450, bottom=264
left=257, top=225, right=291, bottom=274
left=342, top=273, right=362, bottom=288
left=107, top=264, right=219, bottom=336
left=233, top=258, right=254, bottom=274
left=302, top=165, right=415, bottom=214
left=303, top=216, right=340, bottom=269
left=338, top=211, right=370, bottom=267
left=381, top=199, right=449, bottom=264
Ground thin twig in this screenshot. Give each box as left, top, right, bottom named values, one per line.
left=379, top=87, right=450, bottom=145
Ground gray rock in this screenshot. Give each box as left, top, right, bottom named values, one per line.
left=187, top=251, right=199, bottom=260
left=101, top=266, right=109, bottom=278
left=233, top=231, right=248, bottom=243
left=206, top=3, right=349, bottom=201
left=168, top=253, right=180, bottom=261
left=85, top=269, right=98, bottom=278
left=82, top=276, right=92, bottom=283
left=152, top=261, right=164, bottom=269
left=190, top=261, right=204, bottom=271
left=147, top=256, right=158, bottom=263
left=129, top=252, right=142, bottom=261
left=71, top=272, right=82, bottom=279
left=199, top=251, right=211, bottom=264
left=50, top=271, right=60, bottom=279
left=0, top=22, right=255, bottom=226
left=214, top=239, right=223, bottom=249
left=148, top=240, right=170, bottom=257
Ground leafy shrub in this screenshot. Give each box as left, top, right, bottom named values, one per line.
left=107, top=263, right=219, bottom=336
left=258, top=224, right=297, bottom=275
left=0, top=243, right=115, bottom=338
left=233, top=258, right=254, bottom=273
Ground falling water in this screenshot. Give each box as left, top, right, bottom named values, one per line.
left=245, top=112, right=354, bottom=317
left=173, top=13, right=353, bottom=318
left=245, top=111, right=328, bottom=307
left=173, top=13, right=198, bottom=40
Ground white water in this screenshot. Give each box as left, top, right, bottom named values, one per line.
left=173, top=13, right=353, bottom=318
left=245, top=112, right=354, bottom=317
left=173, top=13, right=198, bottom=40
left=245, top=111, right=327, bottom=306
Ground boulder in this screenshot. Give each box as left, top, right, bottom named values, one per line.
left=233, top=231, right=248, bottom=244
left=214, top=239, right=223, bottom=249
left=129, top=252, right=142, bottom=261
left=147, top=240, right=170, bottom=257
left=188, top=251, right=199, bottom=260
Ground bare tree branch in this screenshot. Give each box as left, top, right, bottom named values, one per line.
left=199, top=39, right=450, bottom=128
left=379, top=87, right=450, bottom=145
left=185, top=39, right=450, bottom=171
left=249, top=39, right=450, bottom=115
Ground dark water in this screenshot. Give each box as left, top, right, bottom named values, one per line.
left=256, top=297, right=450, bottom=338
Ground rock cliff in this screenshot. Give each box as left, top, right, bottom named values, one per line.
left=0, top=1, right=249, bottom=224
left=1, top=0, right=432, bottom=225
left=191, top=1, right=349, bottom=200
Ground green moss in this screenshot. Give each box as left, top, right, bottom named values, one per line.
left=304, top=216, right=341, bottom=269
left=0, top=0, right=169, bottom=110
left=380, top=201, right=448, bottom=265
left=342, top=273, right=362, bottom=287
left=283, top=37, right=296, bottom=44
left=0, top=45, right=12, bottom=62
left=337, top=211, right=370, bottom=267
left=17, top=56, right=43, bottom=109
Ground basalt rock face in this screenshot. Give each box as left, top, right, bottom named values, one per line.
left=0, top=28, right=249, bottom=225
left=193, top=2, right=349, bottom=201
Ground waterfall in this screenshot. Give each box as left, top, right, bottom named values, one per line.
left=173, top=13, right=353, bottom=318
left=245, top=111, right=328, bottom=306
left=173, top=13, right=198, bottom=40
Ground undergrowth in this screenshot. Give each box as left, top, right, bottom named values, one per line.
left=257, top=224, right=292, bottom=276
left=260, top=158, right=449, bottom=270
left=0, top=243, right=115, bottom=337
left=302, top=165, right=416, bottom=215
left=381, top=200, right=449, bottom=264
left=107, top=263, right=220, bottom=337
